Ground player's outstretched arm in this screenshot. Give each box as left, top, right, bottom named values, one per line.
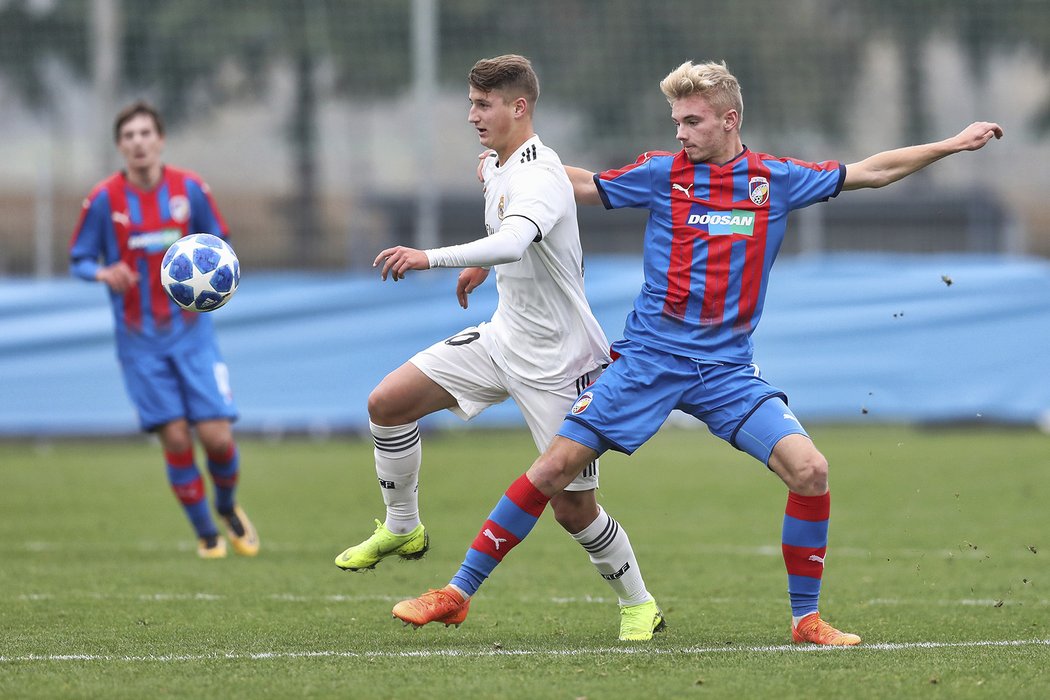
left=425, top=217, right=536, bottom=271
left=565, top=166, right=602, bottom=206
left=842, top=121, right=1003, bottom=191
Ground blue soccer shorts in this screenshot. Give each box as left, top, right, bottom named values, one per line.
left=119, top=340, right=238, bottom=432
left=558, top=338, right=808, bottom=465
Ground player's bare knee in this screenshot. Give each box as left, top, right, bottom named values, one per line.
left=163, top=436, right=193, bottom=455
left=529, top=457, right=575, bottom=496
left=202, top=435, right=234, bottom=459
left=158, top=420, right=193, bottom=455
left=787, top=453, right=828, bottom=495
left=550, top=490, right=599, bottom=533
left=529, top=440, right=596, bottom=497
left=366, top=384, right=410, bottom=425
left=195, top=420, right=234, bottom=458
left=366, top=386, right=390, bottom=424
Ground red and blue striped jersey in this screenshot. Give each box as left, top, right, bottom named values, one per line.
left=69, top=166, right=229, bottom=349
left=595, top=147, right=844, bottom=362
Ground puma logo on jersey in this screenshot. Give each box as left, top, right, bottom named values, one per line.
left=783, top=413, right=798, bottom=422
left=483, top=528, right=507, bottom=550
left=672, top=183, right=694, bottom=197
left=808, top=554, right=825, bottom=565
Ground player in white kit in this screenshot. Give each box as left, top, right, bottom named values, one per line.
left=334, top=54, right=663, bottom=641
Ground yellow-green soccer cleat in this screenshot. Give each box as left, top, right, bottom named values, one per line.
left=618, top=598, right=666, bottom=641
left=219, top=505, right=260, bottom=557
left=334, top=519, right=429, bottom=572
left=197, top=534, right=227, bottom=559
left=791, top=612, right=861, bottom=646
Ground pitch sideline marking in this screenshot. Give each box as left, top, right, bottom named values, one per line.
left=5, top=541, right=1038, bottom=561
left=12, top=592, right=1050, bottom=607
left=2, top=638, right=1049, bottom=664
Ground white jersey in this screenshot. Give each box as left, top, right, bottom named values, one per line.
left=479, top=135, right=610, bottom=389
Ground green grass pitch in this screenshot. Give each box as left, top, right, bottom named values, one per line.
left=2, top=425, right=1047, bottom=698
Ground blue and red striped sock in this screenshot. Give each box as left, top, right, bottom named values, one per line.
left=165, top=449, right=217, bottom=539
left=450, top=473, right=550, bottom=597
left=781, top=491, right=830, bottom=618
left=206, top=442, right=239, bottom=515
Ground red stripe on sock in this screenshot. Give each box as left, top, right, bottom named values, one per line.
left=165, top=450, right=195, bottom=468
left=206, top=442, right=236, bottom=464
left=505, top=474, right=550, bottom=517
left=470, top=520, right=521, bottom=562
left=782, top=543, right=827, bottom=578
left=171, top=478, right=205, bottom=505
left=786, top=491, right=830, bottom=521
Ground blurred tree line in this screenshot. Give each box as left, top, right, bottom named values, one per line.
left=0, top=0, right=1047, bottom=256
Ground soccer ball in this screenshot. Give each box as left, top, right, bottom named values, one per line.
left=160, top=233, right=240, bottom=312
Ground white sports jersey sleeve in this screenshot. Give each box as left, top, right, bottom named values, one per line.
left=479, top=135, right=611, bottom=389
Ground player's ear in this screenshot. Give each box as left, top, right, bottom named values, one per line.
left=514, top=97, right=528, bottom=118
left=723, top=109, right=739, bottom=131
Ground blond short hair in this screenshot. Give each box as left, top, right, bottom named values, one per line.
left=659, top=61, right=743, bottom=117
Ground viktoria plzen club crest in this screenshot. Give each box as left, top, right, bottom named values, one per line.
left=748, top=176, right=769, bottom=206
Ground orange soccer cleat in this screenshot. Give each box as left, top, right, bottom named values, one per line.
left=392, top=586, right=471, bottom=629
left=791, top=612, right=861, bottom=646
left=219, top=505, right=260, bottom=557
left=197, top=534, right=227, bottom=559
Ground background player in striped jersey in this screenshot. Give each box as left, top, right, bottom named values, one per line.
left=392, top=60, right=1003, bottom=645
left=70, top=101, right=259, bottom=560
left=334, top=55, right=663, bottom=641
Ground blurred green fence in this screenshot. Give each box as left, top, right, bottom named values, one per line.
left=0, top=0, right=1046, bottom=274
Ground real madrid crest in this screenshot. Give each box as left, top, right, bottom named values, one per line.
left=748, top=177, right=769, bottom=207
left=497, top=195, right=505, bottom=220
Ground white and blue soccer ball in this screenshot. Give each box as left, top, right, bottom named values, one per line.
left=160, top=233, right=240, bottom=312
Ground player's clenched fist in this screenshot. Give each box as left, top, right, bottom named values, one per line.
left=96, top=260, right=140, bottom=294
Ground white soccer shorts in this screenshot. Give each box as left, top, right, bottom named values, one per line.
left=410, top=324, right=600, bottom=491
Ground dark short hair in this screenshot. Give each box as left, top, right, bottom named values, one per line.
left=468, top=54, right=539, bottom=107
left=113, top=100, right=165, bottom=143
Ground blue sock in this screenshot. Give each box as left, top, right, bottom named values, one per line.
left=206, top=442, right=239, bottom=515
left=451, top=474, right=550, bottom=597
left=782, top=491, right=830, bottom=617
left=165, top=449, right=217, bottom=538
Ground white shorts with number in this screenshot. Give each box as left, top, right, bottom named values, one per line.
left=410, top=324, right=601, bottom=491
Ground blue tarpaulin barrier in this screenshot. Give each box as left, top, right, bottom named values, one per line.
left=2, top=254, right=1048, bottom=437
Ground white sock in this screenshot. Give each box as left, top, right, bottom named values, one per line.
left=571, top=505, right=650, bottom=606
left=369, top=421, right=422, bottom=534
left=792, top=613, right=816, bottom=627
left=447, top=583, right=469, bottom=601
